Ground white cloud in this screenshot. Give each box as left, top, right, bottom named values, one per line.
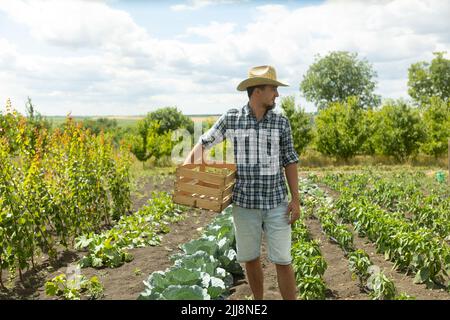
left=0, top=0, right=148, bottom=49
left=0, top=0, right=449, bottom=115
left=0, top=38, right=18, bottom=70
left=171, top=0, right=245, bottom=11
left=186, top=21, right=236, bottom=40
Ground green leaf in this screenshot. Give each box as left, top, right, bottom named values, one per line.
left=414, top=268, right=430, bottom=284
left=91, top=257, right=103, bottom=268
left=161, top=285, right=210, bottom=300
left=75, top=235, right=94, bottom=249
left=45, top=281, right=59, bottom=296
left=165, top=267, right=201, bottom=286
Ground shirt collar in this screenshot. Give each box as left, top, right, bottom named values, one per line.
left=243, top=103, right=273, bottom=121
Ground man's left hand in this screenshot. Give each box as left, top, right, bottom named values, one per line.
left=286, top=199, right=300, bottom=225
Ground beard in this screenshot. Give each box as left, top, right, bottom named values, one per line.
left=266, top=101, right=276, bottom=111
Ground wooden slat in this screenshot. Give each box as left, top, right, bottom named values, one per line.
left=198, top=165, right=236, bottom=178
left=175, top=190, right=199, bottom=197
left=224, top=172, right=236, bottom=185
left=221, top=183, right=234, bottom=199
left=178, top=177, right=197, bottom=184
left=197, top=198, right=221, bottom=212
left=197, top=180, right=221, bottom=188
left=178, top=164, right=236, bottom=175
left=173, top=193, right=196, bottom=207
left=177, top=163, right=233, bottom=170
left=177, top=167, right=226, bottom=185
left=175, top=190, right=218, bottom=201
left=178, top=164, right=197, bottom=169
left=220, top=195, right=233, bottom=211
left=176, top=181, right=222, bottom=198
left=192, top=163, right=236, bottom=170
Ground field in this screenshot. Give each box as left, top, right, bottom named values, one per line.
left=44, top=115, right=220, bottom=129
left=1, top=109, right=449, bottom=300
left=1, top=158, right=449, bottom=299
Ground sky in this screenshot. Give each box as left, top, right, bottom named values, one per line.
left=0, top=0, right=448, bottom=116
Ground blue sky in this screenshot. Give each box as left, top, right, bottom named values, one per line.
left=108, top=0, right=323, bottom=39
left=0, top=0, right=448, bottom=116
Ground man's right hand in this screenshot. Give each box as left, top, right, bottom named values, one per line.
left=182, top=143, right=205, bottom=166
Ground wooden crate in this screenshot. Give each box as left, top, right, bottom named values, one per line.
left=173, top=163, right=236, bottom=212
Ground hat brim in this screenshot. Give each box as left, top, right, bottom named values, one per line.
left=237, top=77, right=289, bottom=91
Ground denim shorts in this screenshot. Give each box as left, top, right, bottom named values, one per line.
left=231, top=200, right=292, bottom=265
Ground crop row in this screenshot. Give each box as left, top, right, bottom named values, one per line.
left=291, top=211, right=328, bottom=300
left=0, top=117, right=131, bottom=285
left=139, top=206, right=244, bottom=300
left=300, top=178, right=415, bottom=299
left=314, top=171, right=450, bottom=240
left=75, top=192, right=186, bottom=268
left=309, top=174, right=450, bottom=289
left=42, top=192, right=187, bottom=300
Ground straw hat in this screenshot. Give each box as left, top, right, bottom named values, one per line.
left=237, top=65, right=289, bottom=91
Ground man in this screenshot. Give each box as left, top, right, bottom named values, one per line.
left=183, top=65, right=300, bottom=300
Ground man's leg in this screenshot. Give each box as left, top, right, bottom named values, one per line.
left=275, top=264, right=297, bottom=300
left=232, top=205, right=263, bottom=299
left=245, top=257, right=264, bottom=300
left=263, top=201, right=297, bottom=300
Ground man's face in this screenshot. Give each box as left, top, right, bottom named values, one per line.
left=259, top=85, right=279, bottom=110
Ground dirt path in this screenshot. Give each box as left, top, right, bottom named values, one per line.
left=131, top=174, right=175, bottom=212
left=227, top=241, right=282, bottom=300
left=304, top=217, right=368, bottom=300
left=69, top=208, right=217, bottom=300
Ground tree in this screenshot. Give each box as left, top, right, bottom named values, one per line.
left=24, top=97, right=51, bottom=154
left=129, top=119, right=174, bottom=168
left=372, top=100, right=426, bottom=162
left=81, top=118, right=118, bottom=135
left=146, top=107, right=194, bottom=135
left=420, top=97, right=450, bottom=158
left=314, top=96, right=368, bottom=162
left=25, top=97, right=51, bottom=132
left=129, top=120, right=155, bottom=168
left=300, top=51, right=381, bottom=110
left=408, top=52, right=450, bottom=106
left=280, top=96, right=313, bottom=156
left=0, top=98, right=22, bottom=154
left=360, top=108, right=377, bottom=155
left=80, top=117, right=128, bottom=148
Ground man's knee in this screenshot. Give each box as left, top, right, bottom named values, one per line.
left=275, top=262, right=292, bottom=269
left=244, top=256, right=261, bottom=265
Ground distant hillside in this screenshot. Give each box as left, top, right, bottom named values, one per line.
left=44, top=114, right=221, bottom=128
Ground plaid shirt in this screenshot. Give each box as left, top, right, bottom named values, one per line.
left=199, top=103, right=299, bottom=209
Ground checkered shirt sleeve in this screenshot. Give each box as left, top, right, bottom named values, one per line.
left=198, top=114, right=227, bottom=150
left=280, top=118, right=299, bottom=167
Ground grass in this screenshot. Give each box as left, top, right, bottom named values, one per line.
left=298, top=148, right=448, bottom=170
left=45, top=116, right=145, bottom=130
left=129, top=156, right=176, bottom=193
left=126, top=149, right=447, bottom=176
